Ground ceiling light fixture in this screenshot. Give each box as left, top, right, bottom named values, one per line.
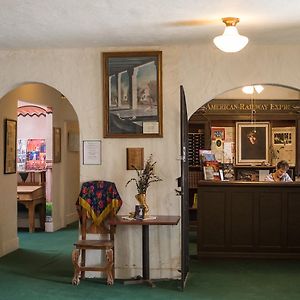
left=213, top=17, right=248, bottom=53
left=242, top=85, right=264, bottom=94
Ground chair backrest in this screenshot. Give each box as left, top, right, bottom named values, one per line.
left=80, top=207, right=115, bottom=239
left=76, top=181, right=122, bottom=240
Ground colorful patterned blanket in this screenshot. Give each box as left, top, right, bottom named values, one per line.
left=77, top=181, right=122, bottom=225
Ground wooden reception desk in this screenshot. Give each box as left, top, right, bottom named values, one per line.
left=197, top=181, right=300, bottom=258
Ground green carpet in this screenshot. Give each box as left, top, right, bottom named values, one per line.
left=1, top=224, right=300, bottom=299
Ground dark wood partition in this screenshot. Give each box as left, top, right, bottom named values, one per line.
left=197, top=181, right=300, bottom=258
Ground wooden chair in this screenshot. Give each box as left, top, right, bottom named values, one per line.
left=71, top=181, right=122, bottom=286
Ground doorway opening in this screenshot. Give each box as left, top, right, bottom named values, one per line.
left=1, top=82, right=80, bottom=240
left=187, top=84, right=300, bottom=257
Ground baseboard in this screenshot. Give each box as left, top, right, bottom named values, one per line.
left=0, top=236, right=19, bottom=257
left=115, top=267, right=180, bottom=279
left=66, top=212, right=78, bottom=225
left=197, top=251, right=300, bottom=259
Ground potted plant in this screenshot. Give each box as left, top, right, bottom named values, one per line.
left=126, top=154, right=162, bottom=215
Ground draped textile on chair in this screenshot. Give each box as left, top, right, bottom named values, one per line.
left=77, top=181, right=122, bottom=226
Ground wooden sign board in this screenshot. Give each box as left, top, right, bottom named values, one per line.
left=126, top=148, right=144, bottom=170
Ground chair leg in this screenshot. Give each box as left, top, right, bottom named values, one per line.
left=80, top=249, right=86, bottom=279
left=105, top=249, right=114, bottom=285
left=71, top=249, right=81, bottom=285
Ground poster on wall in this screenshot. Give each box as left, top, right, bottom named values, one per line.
left=26, top=139, right=46, bottom=170
left=17, top=139, right=27, bottom=172
left=271, top=127, right=295, bottom=166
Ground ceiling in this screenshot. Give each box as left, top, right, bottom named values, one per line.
left=1, top=0, right=300, bottom=50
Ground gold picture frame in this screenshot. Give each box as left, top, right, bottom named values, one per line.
left=103, top=51, right=163, bottom=138
left=236, top=122, right=270, bottom=165
left=4, top=119, right=17, bottom=174
left=53, top=127, right=61, bottom=163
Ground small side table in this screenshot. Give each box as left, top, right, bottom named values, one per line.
left=109, top=215, right=180, bottom=287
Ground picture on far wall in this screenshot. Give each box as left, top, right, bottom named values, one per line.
left=53, top=127, right=61, bottom=163
left=26, top=139, right=46, bottom=170
left=103, top=51, right=163, bottom=138
left=4, top=119, right=17, bottom=174
left=236, top=122, right=270, bottom=165
left=17, top=139, right=27, bottom=172
left=271, top=127, right=295, bottom=166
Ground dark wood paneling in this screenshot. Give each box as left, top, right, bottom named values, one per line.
left=199, top=191, right=225, bottom=248
left=287, top=192, right=300, bottom=248
left=230, top=191, right=254, bottom=248
left=296, top=120, right=300, bottom=176
left=197, top=182, right=300, bottom=258
left=258, top=192, right=282, bottom=248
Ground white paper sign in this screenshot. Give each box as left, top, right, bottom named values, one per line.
left=83, top=140, right=101, bottom=165
left=143, top=122, right=159, bottom=134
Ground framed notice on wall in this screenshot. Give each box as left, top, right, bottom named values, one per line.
left=83, top=140, right=101, bottom=165
left=4, top=119, right=17, bottom=174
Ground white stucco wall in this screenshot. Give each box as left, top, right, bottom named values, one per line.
left=0, top=43, right=300, bottom=278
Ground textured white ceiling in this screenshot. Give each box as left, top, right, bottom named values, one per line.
left=1, top=0, right=300, bottom=49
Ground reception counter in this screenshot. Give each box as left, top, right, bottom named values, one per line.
left=197, top=181, right=300, bottom=258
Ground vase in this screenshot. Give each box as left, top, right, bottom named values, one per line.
left=135, top=193, right=149, bottom=216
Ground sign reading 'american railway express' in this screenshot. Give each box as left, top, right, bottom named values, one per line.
left=200, top=99, right=300, bottom=114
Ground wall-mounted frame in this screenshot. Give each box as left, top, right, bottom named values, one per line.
left=126, top=147, right=144, bottom=170
left=53, top=127, right=61, bottom=163
left=271, top=126, right=296, bottom=166
left=236, top=122, right=270, bottom=165
left=103, top=51, right=163, bottom=138
left=83, top=140, right=101, bottom=165
left=68, top=132, right=80, bottom=152
left=4, top=119, right=17, bottom=174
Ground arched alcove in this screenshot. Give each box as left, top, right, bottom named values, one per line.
left=0, top=82, right=80, bottom=255
left=187, top=83, right=300, bottom=257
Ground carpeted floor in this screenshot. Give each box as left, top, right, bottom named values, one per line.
left=1, top=224, right=300, bottom=300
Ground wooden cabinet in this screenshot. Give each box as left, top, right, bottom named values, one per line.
left=197, top=181, right=300, bottom=258
left=188, top=122, right=209, bottom=232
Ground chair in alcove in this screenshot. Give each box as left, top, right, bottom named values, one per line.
left=71, top=181, right=122, bottom=285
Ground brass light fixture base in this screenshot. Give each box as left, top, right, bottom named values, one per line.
left=222, top=17, right=240, bottom=27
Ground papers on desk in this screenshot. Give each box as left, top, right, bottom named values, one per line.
left=122, top=216, right=157, bottom=221
left=259, top=170, right=269, bottom=181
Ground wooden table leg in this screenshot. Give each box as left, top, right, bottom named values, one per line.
left=26, top=202, right=35, bottom=233
left=39, top=201, right=46, bottom=231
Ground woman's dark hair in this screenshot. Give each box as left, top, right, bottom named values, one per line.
left=277, top=160, right=289, bottom=170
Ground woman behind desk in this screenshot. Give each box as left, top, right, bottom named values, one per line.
left=265, top=160, right=293, bottom=182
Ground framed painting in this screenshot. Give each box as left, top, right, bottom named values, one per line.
left=53, top=127, right=61, bottom=163
left=236, top=122, right=270, bottom=165
left=26, top=139, right=46, bottom=170
left=103, top=51, right=163, bottom=138
left=4, top=119, right=17, bottom=174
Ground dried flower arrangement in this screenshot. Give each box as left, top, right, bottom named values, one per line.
left=126, top=154, right=162, bottom=194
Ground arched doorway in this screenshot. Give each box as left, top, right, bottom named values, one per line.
left=187, top=84, right=300, bottom=257
left=0, top=82, right=80, bottom=248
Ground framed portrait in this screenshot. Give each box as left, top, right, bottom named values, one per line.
left=236, top=122, right=270, bottom=165
left=4, top=119, right=17, bottom=174
left=53, top=127, right=61, bottom=163
left=103, top=51, right=163, bottom=138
